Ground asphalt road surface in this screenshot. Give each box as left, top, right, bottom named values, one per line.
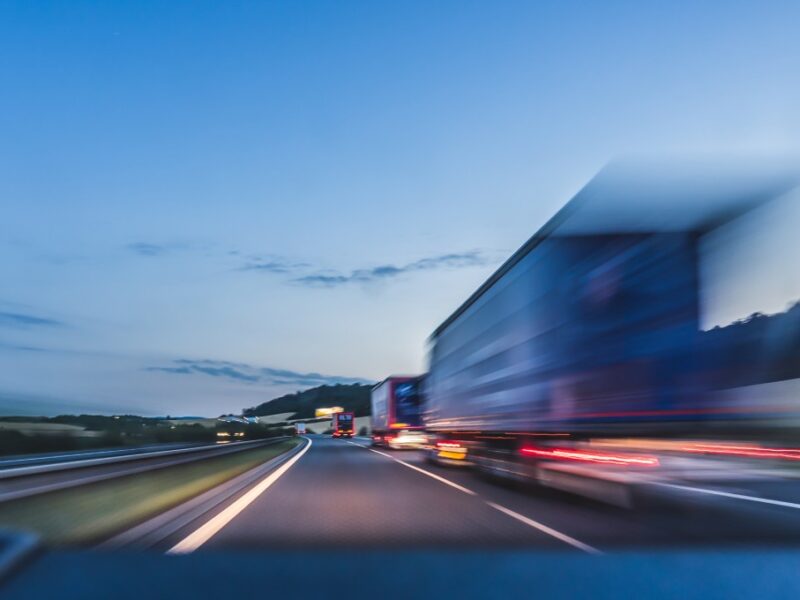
left=158, top=435, right=800, bottom=554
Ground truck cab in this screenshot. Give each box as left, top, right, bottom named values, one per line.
left=331, top=412, right=355, bottom=438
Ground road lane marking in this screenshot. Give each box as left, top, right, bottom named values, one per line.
left=353, top=443, right=477, bottom=495
left=347, top=441, right=600, bottom=553
left=485, top=502, right=602, bottom=554
left=167, top=437, right=312, bottom=554
left=656, top=482, right=800, bottom=510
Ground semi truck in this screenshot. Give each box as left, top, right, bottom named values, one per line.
left=331, top=411, right=355, bottom=438
left=371, top=376, right=427, bottom=448
left=423, top=162, right=800, bottom=502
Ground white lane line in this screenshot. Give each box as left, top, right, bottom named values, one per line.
left=352, top=443, right=477, bottom=496
left=167, top=438, right=312, bottom=554
left=485, top=502, right=602, bottom=554
left=656, top=482, right=800, bottom=510
left=347, top=441, right=599, bottom=553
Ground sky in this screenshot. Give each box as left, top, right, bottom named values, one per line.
left=2, top=1, right=800, bottom=416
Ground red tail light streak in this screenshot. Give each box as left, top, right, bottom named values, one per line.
left=681, top=443, right=800, bottom=461
left=520, top=446, right=660, bottom=467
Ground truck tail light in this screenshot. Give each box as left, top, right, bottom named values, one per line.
left=435, top=440, right=467, bottom=459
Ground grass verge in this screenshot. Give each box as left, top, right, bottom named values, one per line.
left=0, top=438, right=300, bottom=545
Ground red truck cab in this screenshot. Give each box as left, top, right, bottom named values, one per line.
left=331, top=412, right=355, bottom=438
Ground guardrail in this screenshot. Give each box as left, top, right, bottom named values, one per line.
left=0, top=442, right=208, bottom=470
left=0, top=439, right=274, bottom=481
left=0, top=437, right=291, bottom=503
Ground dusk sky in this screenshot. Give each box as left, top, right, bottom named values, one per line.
left=2, top=1, right=800, bottom=416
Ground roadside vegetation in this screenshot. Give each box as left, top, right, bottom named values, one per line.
left=0, top=438, right=301, bottom=545
left=0, top=382, right=371, bottom=458
left=0, top=415, right=294, bottom=457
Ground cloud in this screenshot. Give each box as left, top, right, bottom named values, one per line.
left=293, top=251, right=490, bottom=287
left=291, top=274, right=350, bottom=286
left=125, top=243, right=493, bottom=286
left=146, top=366, right=194, bottom=375
left=239, top=258, right=309, bottom=274
left=146, top=359, right=368, bottom=387
left=127, top=242, right=171, bottom=257
left=0, top=311, right=64, bottom=329
left=409, top=253, right=488, bottom=270
left=186, top=365, right=260, bottom=383
left=0, top=342, right=48, bottom=352
left=127, top=240, right=219, bottom=258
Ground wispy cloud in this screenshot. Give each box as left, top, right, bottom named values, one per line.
left=126, top=240, right=211, bottom=258
left=125, top=242, right=495, bottom=287
left=0, top=311, right=64, bottom=329
left=127, top=243, right=305, bottom=273
left=146, top=359, right=368, bottom=387
left=0, top=342, right=48, bottom=352
left=239, top=257, right=310, bottom=274
left=147, top=365, right=193, bottom=375
left=293, top=251, right=490, bottom=287
left=126, top=242, right=171, bottom=257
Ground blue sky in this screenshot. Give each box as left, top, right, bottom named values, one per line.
left=2, top=1, right=800, bottom=416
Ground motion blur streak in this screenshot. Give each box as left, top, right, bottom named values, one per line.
left=520, top=447, right=660, bottom=467
left=656, top=483, right=800, bottom=511
left=419, top=160, right=800, bottom=503
left=589, top=439, right=800, bottom=462
left=679, top=444, right=800, bottom=461
left=167, top=437, right=312, bottom=554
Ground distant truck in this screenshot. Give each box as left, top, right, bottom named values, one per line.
left=331, top=412, right=355, bottom=438
left=294, top=422, right=307, bottom=435
left=371, top=376, right=427, bottom=449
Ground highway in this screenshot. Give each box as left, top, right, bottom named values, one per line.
left=8, top=434, right=800, bottom=599
left=154, top=435, right=800, bottom=553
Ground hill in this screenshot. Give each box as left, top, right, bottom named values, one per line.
left=242, top=383, right=372, bottom=419
left=701, top=301, right=800, bottom=388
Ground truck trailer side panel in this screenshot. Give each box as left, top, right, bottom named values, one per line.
left=370, top=380, right=391, bottom=433
left=425, top=233, right=702, bottom=436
